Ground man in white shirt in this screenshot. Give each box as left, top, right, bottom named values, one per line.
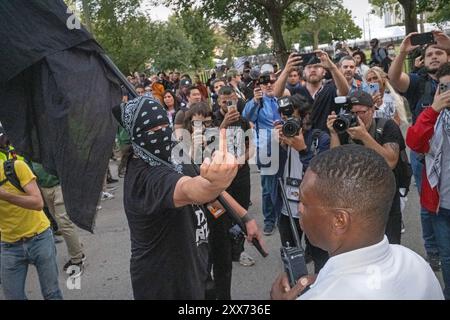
left=271, top=144, right=443, bottom=300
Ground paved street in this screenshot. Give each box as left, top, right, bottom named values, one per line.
left=0, top=162, right=444, bottom=300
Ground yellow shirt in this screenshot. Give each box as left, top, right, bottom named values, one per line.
left=0, top=159, right=50, bottom=243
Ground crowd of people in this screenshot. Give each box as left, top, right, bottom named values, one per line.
left=1, top=30, right=450, bottom=300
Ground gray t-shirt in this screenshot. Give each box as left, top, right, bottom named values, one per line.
left=439, top=133, right=450, bottom=210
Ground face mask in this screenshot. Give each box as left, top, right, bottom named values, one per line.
left=134, top=126, right=173, bottom=163
left=388, top=49, right=396, bottom=56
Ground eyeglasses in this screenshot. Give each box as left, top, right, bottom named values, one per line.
left=352, top=110, right=369, bottom=116
left=191, top=120, right=213, bottom=128
left=260, top=80, right=276, bottom=85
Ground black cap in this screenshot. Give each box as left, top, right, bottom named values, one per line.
left=180, top=79, right=192, bottom=87
left=348, top=90, right=374, bottom=108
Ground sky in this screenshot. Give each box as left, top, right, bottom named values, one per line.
left=145, top=0, right=387, bottom=41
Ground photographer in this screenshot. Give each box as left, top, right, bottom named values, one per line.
left=327, top=91, right=405, bottom=244
left=273, top=51, right=350, bottom=131
left=242, top=72, right=282, bottom=236
left=388, top=30, right=450, bottom=268
left=275, top=94, right=330, bottom=273
left=271, top=145, right=443, bottom=300
left=406, top=62, right=450, bottom=300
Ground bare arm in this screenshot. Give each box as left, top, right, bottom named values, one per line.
left=388, top=33, right=421, bottom=93
left=0, top=179, right=44, bottom=211
left=315, top=50, right=349, bottom=96
left=273, top=53, right=303, bottom=98
left=361, top=136, right=400, bottom=169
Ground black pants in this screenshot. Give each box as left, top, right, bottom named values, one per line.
left=278, top=213, right=329, bottom=274
left=207, top=168, right=251, bottom=300
left=385, top=191, right=402, bottom=244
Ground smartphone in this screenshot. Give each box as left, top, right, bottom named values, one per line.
left=410, top=32, right=435, bottom=46
left=227, top=100, right=237, bottom=112
left=440, top=82, right=450, bottom=93
left=295, top=53, right=321, bottom=67
left=368, top=83, right=380, bottom=95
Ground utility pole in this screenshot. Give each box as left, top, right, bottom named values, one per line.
left=81, top=0, right=93, bottom=35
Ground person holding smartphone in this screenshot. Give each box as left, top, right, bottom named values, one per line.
left=389, top=30, right=450, bottom=271
left=406, top=62, right=450, bottom=300
left=365, top=66, right=408, bottom=128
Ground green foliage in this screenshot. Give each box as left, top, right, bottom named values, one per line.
left=284, top=1, right=362, bottom=49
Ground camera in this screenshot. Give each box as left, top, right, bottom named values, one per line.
left=410, top=32, right=435, bottom=46
left=277, top=97, right=302, bottom=137
left=332, top=96, right=358, bottom=134
left=258, top=74, right=271, bottom=85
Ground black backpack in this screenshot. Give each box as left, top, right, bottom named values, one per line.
left=0, top=158, right=25, bottom=192
left=374, top=118, right=413, bottom=196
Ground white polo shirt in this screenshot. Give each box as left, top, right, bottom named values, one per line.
left=299, top=236, right=443, bottom=300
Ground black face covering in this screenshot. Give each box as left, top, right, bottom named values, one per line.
left=121, top=97, right=176, bottom=168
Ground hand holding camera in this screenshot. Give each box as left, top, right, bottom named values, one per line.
left=253, top=86, right=263, bottom=104
left=400, top=32, right=431, bottom=54
left=346, top=117, right=369, bottom=141
left=286, top=52, right=304, bottom=70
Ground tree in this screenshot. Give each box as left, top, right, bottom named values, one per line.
left=176, top=9, right=217, bottom=69
left=157, top=0, right=337, bottom=66
left=370, top=0, right=418, bottom=35
left=78, top=0, right=158, bottom=74
left=284, top=2, right=361, bottom=49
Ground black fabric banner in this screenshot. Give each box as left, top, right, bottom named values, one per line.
left=0, top=0, right=123, bottom=231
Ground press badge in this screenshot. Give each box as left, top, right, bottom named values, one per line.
left=285, top=177, right=301, bottom=202
left=207, top=200, right=226, bottom=219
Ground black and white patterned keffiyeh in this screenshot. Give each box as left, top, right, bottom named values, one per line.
left=426, top=109, right=450, bottom=188
left=121, top=96, right=182, bottom=173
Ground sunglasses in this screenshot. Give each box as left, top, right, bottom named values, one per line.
left=191, top=120, right=213, bottom=128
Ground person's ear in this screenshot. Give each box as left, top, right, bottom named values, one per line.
left=331, top=210, right=351, bottom=235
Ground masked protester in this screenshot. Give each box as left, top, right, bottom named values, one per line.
left=118, top=97, right=263, bottom=299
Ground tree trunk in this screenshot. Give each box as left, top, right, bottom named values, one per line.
left=265, top=8, right=289, bottom=67
left=399, top=0, right=418, bottom=35
left=313, top=30, right=320, bottom=50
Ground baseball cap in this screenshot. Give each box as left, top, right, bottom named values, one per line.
left=180, top=79, right=192, bottom=87
left=348, top=90, right=374, bottom=108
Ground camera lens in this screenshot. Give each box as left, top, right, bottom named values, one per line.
left=282, top=119, right=300, bottom=137
left=333, top=117, right=350, bottom=134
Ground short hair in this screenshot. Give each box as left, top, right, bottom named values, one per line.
left=308, top=144, right=396, bottom=233
left=339, top=55, right=356, bottom=66
left=217, top=86, right=235, bottom=96
left=436, top=62, right=450, bottom=80
left=184, top=102, right=212, bottom=133
left=352, top=51, right=367, bottom=65
left=135, top=85, right=144, bottom=90
left=289, top=94, right=313, bottom=115
left=226, top=69, right=239, bottom=82
left=186, top=85, right=200, bottom=97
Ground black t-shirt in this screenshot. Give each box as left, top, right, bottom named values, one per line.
left=291, top=82, right=338, bottom=132
left=338, top=118, right=405, bottom=150
left=124, top=158, right=209, bottom=300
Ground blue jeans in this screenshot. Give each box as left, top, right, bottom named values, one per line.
left=0, top=228, right=63, bottom=300
left=410, top=150, right=439, bottom=255
left=431, top=208, right=450, bottom=300
left=261, top=174, right=278, bottom=228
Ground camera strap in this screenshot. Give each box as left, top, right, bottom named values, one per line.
left=285, top=148, right=302, bottom=203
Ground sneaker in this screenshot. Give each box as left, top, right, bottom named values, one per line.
left=239, top=252, right=255, bottom=267
left=427, top=253, right=441, bottom=272
left=263, top=225, right=275, bottom=236
left=101, top=191, right=114, bottom=201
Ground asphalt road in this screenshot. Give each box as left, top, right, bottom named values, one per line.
left=0, top=162, right=444, bottom=300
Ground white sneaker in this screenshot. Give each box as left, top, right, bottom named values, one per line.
left=101, top=192, right=114, bottom=201
left=239, top=252, right=255, bottom=267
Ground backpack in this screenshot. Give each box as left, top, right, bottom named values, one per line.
left=0, top=158, right=24, bottom=192
left=374, top=118, right=413, bottom=195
